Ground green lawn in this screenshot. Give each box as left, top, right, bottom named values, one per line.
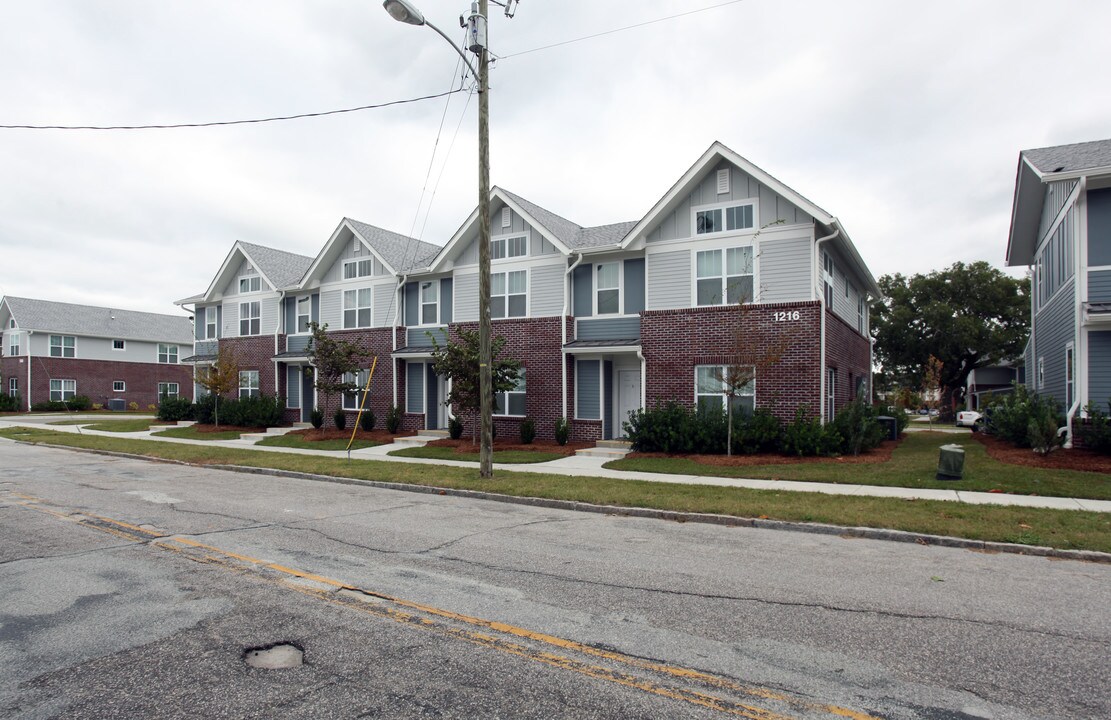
left=151, top=425, right=244, bottom=441
left=47, top=418, right=164, bottom=431
left=389, top=446, right=567, bottom=464
left=1, top=426, right=1109, bottom=553
left=605, top=432, right=1111, bottom=501
left=256, top=434, right=380, bottom=451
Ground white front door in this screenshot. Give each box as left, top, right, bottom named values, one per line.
left=617, top=370, right=641, bottom=438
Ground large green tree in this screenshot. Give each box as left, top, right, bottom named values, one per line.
left=872, top=261, right=1029, bottom=410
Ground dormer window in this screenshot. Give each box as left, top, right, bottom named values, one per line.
left=239, top=275, right=261, bottom=293
left=694, top=201, right=755, bottom=235
left=491, top=234, right=527, bottom=260
left=343, top=259, right=374, bottom=280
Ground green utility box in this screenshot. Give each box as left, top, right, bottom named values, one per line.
left=936, top=444, right=965, bottom=480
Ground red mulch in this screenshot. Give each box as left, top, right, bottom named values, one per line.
left=626, top=437, right=901, bottom=466
left=973, top=433, right=1111, bottom=474
left=424, top=437, right=591, bottom=456
left=283, top=428, right=416, bottom=442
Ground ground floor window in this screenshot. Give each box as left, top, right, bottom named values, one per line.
left=342, top=369, right=370, bottom=410
left=826, top=368, right=836, bottom=422
left=695, top=365, right=754, bottom=416
left=50, top=379, right=76, bottom=402
left=495, top=369, right=526, bottom=416
left=239, top=370, right=260, bottom=398
left=8, top=378, right=17, bottom=397
left=158, top=382, right=180, bottom=399
left=113, top=381, right=126, bottom=392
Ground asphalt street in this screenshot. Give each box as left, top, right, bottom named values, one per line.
left=1, top=440, right=1108, bottom=719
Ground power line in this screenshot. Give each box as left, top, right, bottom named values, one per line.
left=0, top=88, right=467, bottom=131
left=499, top=0, right=746, bottom=59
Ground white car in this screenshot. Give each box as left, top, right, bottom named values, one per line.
left=955, top=410, right=982, bottom=428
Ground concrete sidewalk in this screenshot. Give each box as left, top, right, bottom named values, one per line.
left=2, top=416, right=1109, bottom=513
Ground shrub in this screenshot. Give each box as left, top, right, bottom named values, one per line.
left=128, top=402, right=139, bottom=411
left=625, top=402, right=727, bottom=454
left=731, top=409, right=781, bottom=455
left=157, top=396, right=194, bottom=422
left=385, top=405, right=401, bottom=433
left=310, top=408, right=324, bottom=429
left=449, top=415, right=464, bottom=440
left=0, top=394, right=21, bottom=412
left=31, top=396, right=90, bottom=411
left=519, top=417, right=536, bottom=444
left=554, top=417, right=570, bottom=446
left=32, top=401, right=67, bottom=412
left=333, top=407, right=347, bottom=431
left=193, top=394, right=217, bottom=424
left=781, top=407, right=840, bottom=457
left=68, top=395, right=92, bottom=411
left=828, top=398, right=885, bottom=456
left=1027, top=401, right=1064, bottom=456
left=359, top=408, right=376, bottom=432
left=989, top=385, right=1062, bottom=450
left=1076, top=402, right=1111, bottom=454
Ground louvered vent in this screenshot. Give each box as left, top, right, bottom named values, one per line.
left=717, top=168, right=730, bottom=195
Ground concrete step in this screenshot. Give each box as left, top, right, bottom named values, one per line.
left=422, top=429, right=450, bottom=439
left=575, top=447, right=632, bottom=459
left=594, top=439, right=632, bottom=450
left=292, top=422, right=313, bottom=429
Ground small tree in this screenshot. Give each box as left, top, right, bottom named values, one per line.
left=430, top=327, right=521, bottom=445
left=195, top=346, right=240, bottom=428
left=307, top=322, right=369, bottom=426
left=922, top=355, right=943, bottom=428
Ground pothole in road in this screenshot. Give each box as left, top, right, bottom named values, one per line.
left=243, top=642, right=304, bottom=669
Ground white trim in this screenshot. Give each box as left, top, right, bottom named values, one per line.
left=294, top=295, right=312, bottom=335
left=641, top=221, right=814, bottom=251
left=300, top=219, right=400, bottom=285
left=342, top=257, right=376, bottom=281
left=112, top=339, right=126, bottom=351
left=594, top=260, right=623, bottom=316
left=157, top=382, right=180, bottom=399
left=238, top=301, right=261, bottom=336
left=342, top=287, right=374, bottom=330
left=1087, top=264, right=1111, bottom=272
left=49, top=378, right=77, bottom=402
left=690, top=196, right=759, bottom=237
left=157, top=343, right=180, bottom=364
left=49, top=334, right=77, bottom=358
left=491, top=229, right=530, bottom=263
left=491, top=268, right=529, bottom=320
left=690, top=244, right=756, bottom=307
left=694, top=364, right=755, bottom=414
left=417, top=278, right=440, bottom=327
left=494, top=367, right=526, bottom=417
left=237, top=273, right=263, bottom=295
left=113, top=380, right=126, bottom=392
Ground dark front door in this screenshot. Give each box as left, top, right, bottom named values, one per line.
left=302, top=370, right=314, bottom=423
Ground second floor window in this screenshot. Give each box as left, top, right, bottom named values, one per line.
left=206, top=309, right=218, bottom=339
left=240, top=302, right=261, bottom=336
left=695, top=202, right=754, bottom=235
left=491, top=234, right=527, bottom=260
left=696, top=247, right=753, bottom=306
left=822, top=252, right=835, bottom=306
left=343, top=259, right=373, bottom=280
left=239, top=275, right=261, bottom=293
left=9, top=336, right=18, bottom=356
left=239, top=370, right=260, bottom=399
left=49, top=335, right=76, bottom=358
left=296, top=296, right=311, bottom=333
left=857, top=296, right=867, bottom=334
left=596, top=263, right=620, bottom=315
left=492, top=270, right=527, bottom=319
left=343, top=288, right=372, bottom=329
left=420, top=281, right=438, bottom=324
left=158, top=344, right=179, bottom=364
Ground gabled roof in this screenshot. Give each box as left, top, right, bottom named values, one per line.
left=346, top=218, right=440, bottom=272
left=1007, top=138, right=1111, bottom=267
left=1, top=296, right=193, bottom=344
left=182, top=240, right=314, bottom=304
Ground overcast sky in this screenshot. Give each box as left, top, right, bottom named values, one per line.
left=1, top=0, right=1108, bottom=317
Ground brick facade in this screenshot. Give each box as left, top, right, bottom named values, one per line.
left=221, top=335, right=279, bottom=399
left=0, top=355, right=193, bottom=409
left=823, top=308, right=873, bottom=413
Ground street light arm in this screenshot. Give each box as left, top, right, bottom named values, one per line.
left=424, top=19, right=480, bottom=80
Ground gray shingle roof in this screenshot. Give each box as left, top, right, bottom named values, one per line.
left=499, top=188, right=635, bottom=250
left=238, top=241, right=314, bottom=289
left=346, top=219, right=442, bottom=272
left=1022, top=138, right=1111, bottom=175
left=2, top=296, right=194, bottom=344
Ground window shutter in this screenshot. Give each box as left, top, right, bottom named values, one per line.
left=716, top=168, right=730, bottom=195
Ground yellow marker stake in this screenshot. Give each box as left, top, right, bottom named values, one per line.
left=346, top=355, right=378, bottom=455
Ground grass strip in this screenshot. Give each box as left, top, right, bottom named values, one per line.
left=606, top=432, right=1111, bottom=501
left=256, top=435, right=380, bottom=451
left=2, top=426, right=1109, bottom=553
left=389, top=446, right=566, bottom=464
left=151, top=426, right=243, bottom=441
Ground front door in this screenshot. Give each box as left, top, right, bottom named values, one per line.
left=302, top=369, right=315, bottom=423
left=617, top=370, right=641, bottom=438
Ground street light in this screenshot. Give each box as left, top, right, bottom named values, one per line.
left=384, top=0, right=495, bottom=478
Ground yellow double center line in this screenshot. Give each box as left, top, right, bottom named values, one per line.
left=8, top=493, right=880, bottom=720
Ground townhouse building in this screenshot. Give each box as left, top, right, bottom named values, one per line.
left=0, top=296, right=194, bottom=410
left=179, top=142, right=880, bottom=442
left=1006, top=137, right=1111, bottom=443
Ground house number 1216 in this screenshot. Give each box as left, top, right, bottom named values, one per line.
left=774, top=311, right=800, bottom=322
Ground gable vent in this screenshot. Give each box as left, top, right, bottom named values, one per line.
left=717, top=168, right=730, bottom=195
left=501, top=206, right=511, bottom=228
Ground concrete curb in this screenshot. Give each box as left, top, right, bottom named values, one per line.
left=14, top=439, right=1111, bottom=565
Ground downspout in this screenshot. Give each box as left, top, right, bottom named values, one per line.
left=274, top=291, right=286, bottom=395
left=562, top=253, right=583, bottom=420
left=26, top=330, right=33, bottom=411
left=636, top=348, right=647, bottom=414
left=392, top=275, right=407, bottom=409
left=1064, top=177, right=1087, bottom=447
left=816, top=223, right=840, bottom=424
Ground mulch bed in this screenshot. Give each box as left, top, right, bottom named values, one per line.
left=627, top=437, right=901, bottom=466
left=424, top=437, right=591, bottom=456
left=973, top=433, right=1111, bottom=474
left=282, top=428, right=416, bottom=442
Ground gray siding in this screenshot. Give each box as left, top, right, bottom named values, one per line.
left=195, top=307, right=205, bottom=340
left=222, top=302, right=239, bottom=337
left=287, top=335, right=310, bottom=353
left=30, top=335, right=180, bottom=364
left=576, top=359, right=600, bottom=420
left=572, top=265, right=592, bottom=317
left=286, top=366, right=300, bottom=408
left=194, top=340, right=218, bottom=357
left=406, top=362, right=424, bottom=413
left=458, top=209, right=547, bottom=266
left=440, top=278, right=453, bottom=324
left=319, top=290, right=341, bottom=329
left=646, top=160, right=814, bottom=243
left=1033, top=280, right=1076, bottom=406
left=404, top=282, right=420, bottom=326
left=1090, top=270, right=1111, bottom=303
left=758, top=235, right=812, bottom=303
left=646, top=249, right=691, bottom=310
left=576, top=317, right=640, bottom=341
left=374, top=283, right=397, bottom=328
left=1090, top=331, right=1111, bottom=406
left=1089, top=188, right=1111, bottom=267
left=454, top=273, right=479, bottom=322
left=223, top=257, right=272, bottom=296
left=530, top=264, right=564, bottom=317
left=323, top=235, right=388, bottom=284
left=624, top=258, right=645, bottom=314
left=260, top=297, right=280, bottom=335
left=407, top=327, right=448, bottom=347
left=283, top=297, right=296, bottom=334
left=603, top=361, right=614, bottom=440
left=1039, top=180, right=1079, bottom=242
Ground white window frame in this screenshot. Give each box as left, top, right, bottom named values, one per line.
left=491, top=231, right=529, bottom=262
left=112, top=339, right=126, bottom=351
left=419, top=280, right=439, bottom=326
left=296, top=296, right=312, bottom=334
left=49, top=335, right=76, bottom=358
left=595, top=262, right=623, bottom=316
left=694, top=246, right=754, bottom=307
left=7, top=318, right=13, bottom=329
left=9, top=335, right=18, bottom=357
left=238, top=274, right=262, bottom=294
left=113, top=380, right=126, bottom=392
left=495, top=369, right=526, bottom=417
left=8, top=377, right=17, bottom=397
left=158, top=344, right=179, bottom=364
left=692, top=198, right=757, bottom=236
left=1065, top=343, right=1074, bottom=410
left=694, top=365, right=755, bottom=416
left=827, top=368, right=836, bottom=422
left=343, top=288, right=373, bottom=329
left=239, top=301, right=261, bottom=336
left=491, top=269, right=528, bottom=319
left=1037, top=357, right=1045, bottom=390
left=857, top=296, right=867, bottom=334
left=158, top=382, right=180, bottom=399
left=343, top=258, right=375, bottom=281
left=239, top=370, right=260, bottom=399
left=822, top=252, right=835, bottom=307
left=342, top=369, right=370, bottom=410
left=50, top=379, right=76, bottom=402
left=205, top=309, right=218, bottom=340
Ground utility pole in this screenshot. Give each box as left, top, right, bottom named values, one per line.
left=476, top=0, right=494, bottom=477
